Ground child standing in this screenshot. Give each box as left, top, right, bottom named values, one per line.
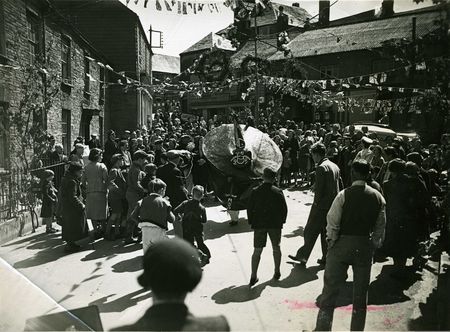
left=40, top=170, right=58, bottom=234
left=174, top=185, right=211, bottom=264
left=281, top=150, right=292, bottom=187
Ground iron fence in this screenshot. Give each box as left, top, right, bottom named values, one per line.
left=0, top=169, right=26, bottom=221
left=0, top=159, right=67, bottom=222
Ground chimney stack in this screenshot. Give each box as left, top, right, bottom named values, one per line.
left=292, top=3, right=300, bottom=7
left=319, top=0, right=330, bottom=27
left=380, top=0, right=394, bottom=18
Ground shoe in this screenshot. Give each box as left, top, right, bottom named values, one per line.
left=64, top=243, right=80, bottom=253
left=317, top=258, right=326, bottom=265
left=123, top=237, right=135, bottom=245
left=229, top=221, right=238, bottom=226
left=46, top=228, right=57, bottom=234
left=249, top=277, right=259, bottom=287
left=273, top=272, right=281, bottom=281
left=288, top=254, right=307, bottom=264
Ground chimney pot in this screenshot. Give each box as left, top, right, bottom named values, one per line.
left=380, top=0, right=394, bottom=18
left=292, top=2, right=300, bottom=7
left=319, top=0, right=330, bottom=27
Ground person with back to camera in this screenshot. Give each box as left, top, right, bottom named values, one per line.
left=247, top=167, right=288, bottom=287
left=174, top=185, right=211, bottom=264
left=129, top=178, right=175, bottom=254
left=112, top=238, right=230, bottom=331
left=315, top=160, right=386, bottom=331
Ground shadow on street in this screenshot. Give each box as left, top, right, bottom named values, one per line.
left=80, top=241, right=141, bottom=262
left=204, top=219, right=251, bottom=240
left=284, top=226, right=305, bottom=239
left=111, top=255, right=143, bottom=273
left=211, top=264, right=321, bottom=304
left=89, top=289, right=152, bottom=313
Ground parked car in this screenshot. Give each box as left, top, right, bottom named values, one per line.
left=345, top=123, right=419, bottom=143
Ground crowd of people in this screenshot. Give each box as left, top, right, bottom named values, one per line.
left=31, top=109, right=450, bottom=330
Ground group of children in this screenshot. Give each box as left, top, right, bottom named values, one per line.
left=38, top=150, right=211, bottom=263
left=129, top=179, right=211, bottom=264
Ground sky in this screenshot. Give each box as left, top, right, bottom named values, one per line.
left=119, top=0, right=435, bottom=57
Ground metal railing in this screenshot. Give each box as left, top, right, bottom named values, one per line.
left=0, top=169, right=26, bottom=221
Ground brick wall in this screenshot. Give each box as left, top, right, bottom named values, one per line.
left=1, top=0, right=105, bottom=159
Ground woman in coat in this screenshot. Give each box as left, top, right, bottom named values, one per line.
left=82, top=148, right=109, bottom=239
left=383, top=159, right=425, bottom=274
left=60, top=163, right=87, bottom=253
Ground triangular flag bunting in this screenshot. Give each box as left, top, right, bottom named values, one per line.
left=156, top=0, right=162, bottom=10
left=164, top=0, right=172, bottom=10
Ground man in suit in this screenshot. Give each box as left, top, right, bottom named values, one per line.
left=113, top=238, right=230, bottom=331
left=247, top=167, right=288, bottom=287
left=315, top=160, right=386, bottom=331
left=289, top=143, right=342, bottom=266
left=156, top=150, right=188, bottom=237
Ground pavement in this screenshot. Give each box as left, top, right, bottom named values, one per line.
left=0, top=188, right=444, bottom=331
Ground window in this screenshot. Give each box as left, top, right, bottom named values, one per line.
left=61, top=109, right=71, bottom=154
left=0, top=105, right=8, bottom=170
left=61, top=36, right=71, bottom=82
left=26, top=11, right=42, bottom=65
left=0, top=1, right=6, bottom=61
left=83, top=55, right=90, bottom=98
left=99, top=66, right=105, bottom=104
left=320, top=65, right=338, bottom=79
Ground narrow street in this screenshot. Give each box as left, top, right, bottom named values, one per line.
left=0, top=189, right=441, bottom=331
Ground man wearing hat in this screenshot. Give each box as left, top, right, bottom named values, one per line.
left=156, top=150, right=188, bottom=237
left=113, top=238, right=230, bottom=331
left=289, top=143, right=342, bottom=266
left=354, top=136, right=374, bottom=164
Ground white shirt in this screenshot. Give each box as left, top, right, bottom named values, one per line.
left=326, top=180, right=386, bottom=248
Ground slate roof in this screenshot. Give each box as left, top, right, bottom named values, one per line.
left=270, top=6, right=444, bottom=60
left=180, top=32, right=236, bottom=54
left=247, top=2, right=311, bottom=27
left=230, top=37, right=278, bottom=67
left=181, top=33, right=214, bottom=54
left=152, top=54, right=180, bottom=74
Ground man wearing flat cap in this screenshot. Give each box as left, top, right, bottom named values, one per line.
left=113, top=238, right=230, bottom=331
left=156, top=150, right=188, bottom=237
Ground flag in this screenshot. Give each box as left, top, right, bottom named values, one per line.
left=144, top=0, right=149, bottom=7
left=156, top=0, right=162, bottom=10
left=134, top=0, right=139, bottom=4
left=182, top=2, right=187, bottom=14
left=198, top=3, right=204, bottom=11
left=126, top=0, right=131, bottom=4
left=164, top=0, right=172, bottom=10
left=177, top=1, right=181, bottom=13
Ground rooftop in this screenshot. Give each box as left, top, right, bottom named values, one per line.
left=230, top=37, right=278, bottom=68
left=152, top=54, right=180, bottom=74
left=180, top=32, right=236, bottom=55
left=270, top=5, right=446, bottom=61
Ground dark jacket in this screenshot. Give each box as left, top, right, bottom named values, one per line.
left=313, top=158, right=342, bottom=211
left=60, top=173, right=87, bottom=242
left=247, top=182, right=288, bottom=229
left=112, top=303, right=229, bottom=331
left=40, top=180, right=57, bottom=218
left=383, top=174, right=428, bottom=258
left=174, top=199, right=207, bottom=233
left=156, top=162, right=188, bottom=208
